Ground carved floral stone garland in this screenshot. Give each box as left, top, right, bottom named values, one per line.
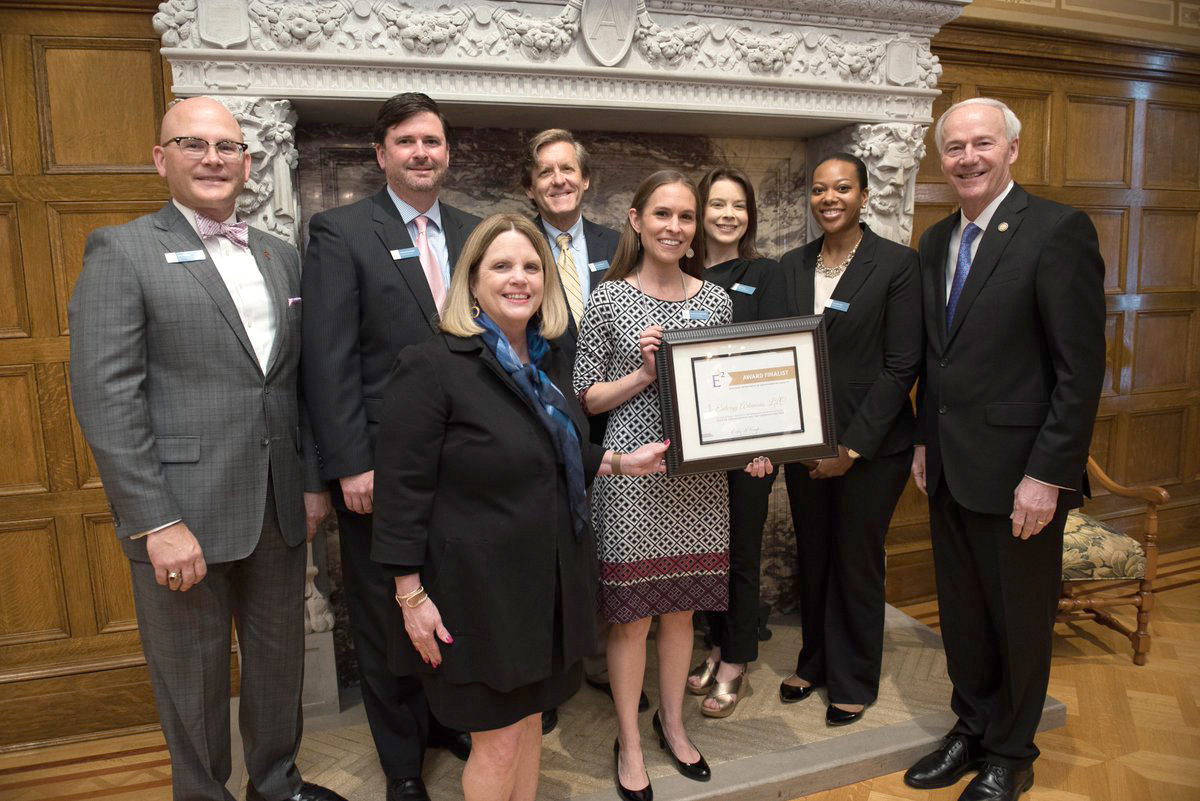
left=153, top=0, right=941, bottom=89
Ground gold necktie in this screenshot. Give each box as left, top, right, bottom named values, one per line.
left=556, top=233, right=586, bottom=324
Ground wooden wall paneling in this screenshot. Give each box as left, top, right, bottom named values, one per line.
left=0, top=38, right=10, bottom=176
left=1102, top=312, right=1122, bottom=397
left=82, top=514, right=136, bottom=635
left=1080, top=206, right=1128, bottom=292
left=1130, top=310, right=1193, bottom=393
left=1143, top=101, right=1200, bottom=190
left=1063, top=95, right=1133, bottom=187
left=47, top=201, right=168, bottom=335
left=0, top=518, right=69, bottom=646
left=1126, top=407, right=1188, bottom=485
left=974, top=85, right=1052, bottom=185
left=1090, top=413, right=1118, bottom=482
left=917, top=82, right=962, bottom=181
left=910, top=202, right=957, bottom=244
left=0, top=365, right=49, bottom=496
left=31, top=36, right=163, bottom=174
left=1137, top=208, right=1199, bottom=292
left=35, top=362, right=77, bottom=494
left=0, top=203, right=31, bottom=339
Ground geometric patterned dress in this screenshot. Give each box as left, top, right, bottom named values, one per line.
left=573, top=278, right=733, bottom=623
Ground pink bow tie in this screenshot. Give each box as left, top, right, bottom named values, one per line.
left=196, top=215, right=249, bottom=249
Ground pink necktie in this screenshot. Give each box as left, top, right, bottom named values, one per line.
left=414, top=215, right=445, bottom=310
left=196, top=214, right=249, bottom=249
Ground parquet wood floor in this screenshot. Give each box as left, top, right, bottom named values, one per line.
left=2, top=549, right=1196, bottom=801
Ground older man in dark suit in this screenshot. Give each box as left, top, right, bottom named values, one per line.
left=69, top=97, right=342, bottom=801
left=301, top=93, right=478, bottom=801
left=522, top=128, right=619, bottom=372
left=906, top=97, right=1106, bottom=801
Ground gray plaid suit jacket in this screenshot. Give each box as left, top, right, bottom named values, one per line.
left=69, top=202, right=316, bottom=564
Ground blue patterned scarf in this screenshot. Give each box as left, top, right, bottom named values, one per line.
left=475, top=312, right=590, bottom=540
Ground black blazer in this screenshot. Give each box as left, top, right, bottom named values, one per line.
left=301, top=188, right=480, bottom=480
left=371, top=334, right=604, bottom=692
left=916, top=184, right=1106, bottom=515
left=778, top=224, right=922, bottom=460
left=703, top=256, right=786, bottom=324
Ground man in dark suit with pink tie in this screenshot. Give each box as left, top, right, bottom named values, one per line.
left=301, top=93, right=479, bottom=801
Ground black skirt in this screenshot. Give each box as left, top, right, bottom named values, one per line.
left=422, top=661, right=582, bottom=732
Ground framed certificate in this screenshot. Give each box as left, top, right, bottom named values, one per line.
left=656, top=316, right=838, bottom=475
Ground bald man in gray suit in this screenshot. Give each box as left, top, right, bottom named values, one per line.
left=69, top=97, right=343, bottom=801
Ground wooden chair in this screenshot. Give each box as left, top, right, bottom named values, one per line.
left=1058, top=456, right=1168, bottom=665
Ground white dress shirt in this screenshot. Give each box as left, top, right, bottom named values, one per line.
left=542, top=215, right=594, bottom=303
left=387, top=187, right=452, bottom=289
left=943, top=181, right=1014, bottom=298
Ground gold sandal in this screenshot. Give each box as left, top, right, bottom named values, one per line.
left=701, top=671, right=752, bottom=718
left=687, top=658, right=717, bottom=695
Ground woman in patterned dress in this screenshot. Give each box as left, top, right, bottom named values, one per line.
left=574, top=171, right=772, bottom=800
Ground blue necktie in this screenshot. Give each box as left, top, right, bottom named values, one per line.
left=946, top=222, right=981, bottom=328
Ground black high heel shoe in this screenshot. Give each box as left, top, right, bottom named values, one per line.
left=651, top=711, right=711, bottom=782
left=613, top=739, right=653, bottom=801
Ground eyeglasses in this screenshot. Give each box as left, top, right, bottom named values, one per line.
left=162, top=137, right=249, bottom=160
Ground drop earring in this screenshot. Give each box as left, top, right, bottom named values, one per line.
left=686, top=247, right=695, bottom=259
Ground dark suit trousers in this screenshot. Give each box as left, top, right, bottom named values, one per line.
left=336, top=508, right=429, bottom=779
left=705, top=469, right=774, bottom=663
left=787, top=450, right=911, bottom=705
left=929, top=478, right=1066, bottom=768
left=130, top=484, right=305, bottom=801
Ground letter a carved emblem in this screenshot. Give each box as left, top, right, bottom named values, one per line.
left=581, top=0, right=636, bottom=67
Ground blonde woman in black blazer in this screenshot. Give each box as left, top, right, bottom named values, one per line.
left=775, top=153, right=922, bottom=726
left=370, top=214, right=668, bottom=801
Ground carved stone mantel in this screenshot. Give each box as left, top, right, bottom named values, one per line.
left=157, top=0, right=965, bottom=246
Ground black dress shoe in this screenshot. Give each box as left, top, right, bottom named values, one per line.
left=959, top=763, right=1034, bottom=801
left=651, top=711, right=711, bottom=782
left=779, top=680, right=817, bottom=704
left=542, top=707, right=558, bottom=735
left=586, top=676, right=650, bottom=711
left=825, top=703, right=864, bottom=726
left=904, top=734, right=985, bottom=789
left=387, top=777, right=431, bottom=801
left=613, top=739, right=653, bottom=801
left=428, top=730, right=472, bottom=762
left=267, top=782, right=348, bottom=801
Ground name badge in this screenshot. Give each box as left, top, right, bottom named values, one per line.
left=684, top=309, right=711, bottom=321
left=825, top=299, right=850, bottom=313
left=165, top=250, right=206, bottom=264
left=588, top=259, right=610, bottom=273
left=390, top=247, right=420, bottom=261
left=731, top=282, right=756, bottom=295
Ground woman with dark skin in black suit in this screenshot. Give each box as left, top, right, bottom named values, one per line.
left=370, top=213, right=670, bottom=801
left=774, top=153, right=922, bottom=726
left=686, top=167, right=787, bottom=718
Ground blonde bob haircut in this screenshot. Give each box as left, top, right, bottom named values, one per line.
left=439, top=212, right=568, bottom=341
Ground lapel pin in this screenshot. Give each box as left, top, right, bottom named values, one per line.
left=997, top=221, right=1009, bottom=232
left=262, top=249, right=271, bottom=262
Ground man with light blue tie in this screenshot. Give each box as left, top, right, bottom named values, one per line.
left=522, top=129, right=619, bottom=374
left=301, top=92, right=479, bottom=801
left=907, top=97, right=1105, bottom=801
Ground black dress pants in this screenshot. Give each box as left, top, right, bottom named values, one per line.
left=929, top=478, right=1066, bottom=768
left=705, top=469, right=775, bottom=664
left=786, top=449, right=911, bottom=705
left=337, top=507, right=432, bottom=780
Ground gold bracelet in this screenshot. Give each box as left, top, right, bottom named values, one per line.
left=395, top=585, right=428, bottom=608
left=611, top=452, right=623, bottom=476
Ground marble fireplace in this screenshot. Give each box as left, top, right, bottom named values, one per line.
left=151, top=0, right=967, bottom=699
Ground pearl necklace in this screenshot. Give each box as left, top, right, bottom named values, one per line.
left=815, top=234, right=863, bottom=279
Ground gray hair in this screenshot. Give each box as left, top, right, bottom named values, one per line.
left=934, top=97, right=1022, bottom=153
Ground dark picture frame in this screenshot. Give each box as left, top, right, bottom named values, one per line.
left=656, top=316, right=838, bottom=475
